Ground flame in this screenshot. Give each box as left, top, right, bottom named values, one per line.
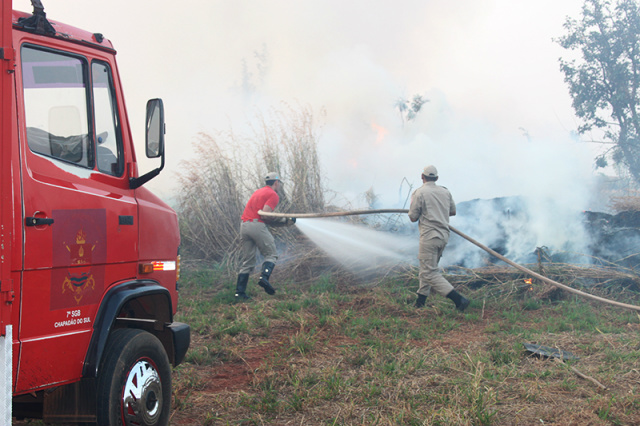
left=524, top=278, right=533, bottom=291
left=371, top=122, right=388, bottom=146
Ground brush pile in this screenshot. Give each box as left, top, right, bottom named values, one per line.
left=445, top=262, right=640, bottom=300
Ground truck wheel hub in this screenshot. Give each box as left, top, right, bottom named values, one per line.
left=122, top=359, right=163, bottom=426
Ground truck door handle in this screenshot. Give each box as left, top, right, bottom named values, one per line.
left=25, top=217, right=54, bottom=226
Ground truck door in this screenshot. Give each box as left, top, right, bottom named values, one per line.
left=15, top=43, right=139, bottom=393
left=1, top=0, right=14, bottom=414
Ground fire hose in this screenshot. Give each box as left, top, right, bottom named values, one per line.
left=259, top=209, right=640, bottom=313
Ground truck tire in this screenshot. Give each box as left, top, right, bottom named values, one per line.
left=96, top=328, right=172, bottom=426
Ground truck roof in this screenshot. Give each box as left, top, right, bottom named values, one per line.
left=12, top=9, right=115, bottom=53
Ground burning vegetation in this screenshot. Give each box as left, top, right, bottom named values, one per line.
left=176, top=104, right=640, bottom=298
left=170, top=97, right=640, bottom=426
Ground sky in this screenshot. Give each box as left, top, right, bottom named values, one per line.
left=13, top=0, right=599, bottom=211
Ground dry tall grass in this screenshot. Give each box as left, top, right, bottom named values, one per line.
left=251, top=104, right=325, bottom=214
left=610, top=189, right=640, bottom=212
left=176, top=104, right=326, bottom=271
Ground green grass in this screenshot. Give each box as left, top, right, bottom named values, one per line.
left=170, top=268, right=640, bottom=426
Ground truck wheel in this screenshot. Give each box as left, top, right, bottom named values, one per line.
left=96, top=328, right=172, bottom=426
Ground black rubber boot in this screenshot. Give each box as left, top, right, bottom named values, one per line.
left=235, top=273, right=250, bottom=302
left=415, top=294, right=427, bottom=308
left=258, top=261, right=276, bottom=295
left=446, top=289, right=470, bottom=312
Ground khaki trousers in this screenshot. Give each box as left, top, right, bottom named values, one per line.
left=239, top=221, right=278, bottom=274
left=417, top=238, right=454, bottom=297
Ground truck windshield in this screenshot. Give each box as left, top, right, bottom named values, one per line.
left=21, top=46, right=92, bottom=168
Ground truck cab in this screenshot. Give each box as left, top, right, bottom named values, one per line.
left=1, top=1, right=189, bottom=425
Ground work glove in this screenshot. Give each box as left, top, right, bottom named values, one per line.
left=282, top=217, right=297, bottom=226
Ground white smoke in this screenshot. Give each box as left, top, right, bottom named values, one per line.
left=13, top=0, right=588, bottom=201
left=15, top=0, right=608, bottom=267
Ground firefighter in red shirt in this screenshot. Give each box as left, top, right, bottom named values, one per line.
left=235, top=172, right=294, bottom=301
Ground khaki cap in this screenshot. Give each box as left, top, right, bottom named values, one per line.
left=422, top=165, right=438, bottom=178
left=265, top=172, right=280, bottom=182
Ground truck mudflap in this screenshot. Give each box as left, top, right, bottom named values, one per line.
left=168, top=321, right=190, bottom=366
left=83, top=280, right=190, bottom=378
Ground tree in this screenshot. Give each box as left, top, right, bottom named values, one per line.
left=395, top=94, right=428, bottom=125
left=557, top=0, right=640, bottom=186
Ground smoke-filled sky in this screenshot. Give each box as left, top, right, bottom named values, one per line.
left=14, top=0, right=600, bottom=209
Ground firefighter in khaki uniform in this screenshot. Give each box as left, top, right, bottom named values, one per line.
left=408, top=165, right=470, bottom=311
left=235, top=172, right=295, bottom=301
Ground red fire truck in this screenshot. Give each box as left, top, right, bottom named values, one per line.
left=0, top=1, right=190, bottom=425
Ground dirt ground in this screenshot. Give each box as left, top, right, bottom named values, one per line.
left=12, top=295, right=640, bottom=425
left=168, top=310, right=490, bottom=425
left=167, top=302, right=640, bottom=426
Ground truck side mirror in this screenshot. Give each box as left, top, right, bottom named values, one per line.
left=146, top=98, right=164, bottom=158
left=129, top=99, right=166, bottom=189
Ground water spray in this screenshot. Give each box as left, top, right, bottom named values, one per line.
left=259, top=209, right=640, bottom=313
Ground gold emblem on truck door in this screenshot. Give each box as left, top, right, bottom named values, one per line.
left=61, top=229, right=97, bottom=304
left=51, top=209, right=107, bottom=310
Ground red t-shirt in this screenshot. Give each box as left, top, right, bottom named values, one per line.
left=241, top=186, right=279, bottom=222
